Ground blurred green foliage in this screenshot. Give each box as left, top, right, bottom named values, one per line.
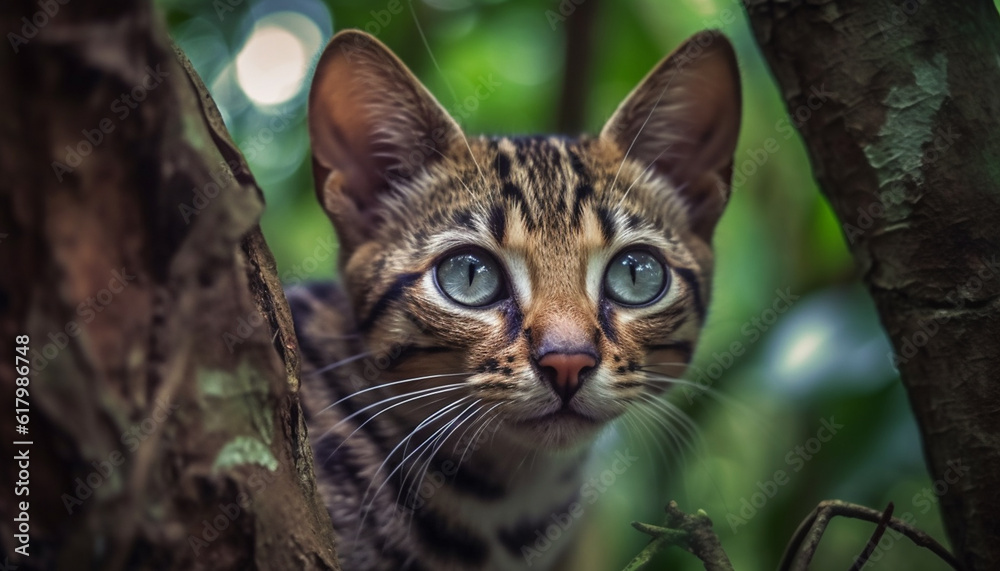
left=159, top=0, right=957, bottom=569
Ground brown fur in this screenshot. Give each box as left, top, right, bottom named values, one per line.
left=289, top=28, right=741, bottom=571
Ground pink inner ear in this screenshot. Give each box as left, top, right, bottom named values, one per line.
left=600, top=31, right=742, bottom=241
left=307, top=30, right=465, bottom=249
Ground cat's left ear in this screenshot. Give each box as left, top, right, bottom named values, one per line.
left=601, top=30, right=741, bottom=242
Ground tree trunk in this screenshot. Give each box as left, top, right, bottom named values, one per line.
left=0, top=1, right=339, bottom=569
left=744, top=1, right=1000, bottom=569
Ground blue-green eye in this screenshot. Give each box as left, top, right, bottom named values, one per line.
left=604, top=250, right=668, bottom=306
left=435, top=250, right=505, bottom=307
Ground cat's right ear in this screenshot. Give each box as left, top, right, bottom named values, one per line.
left=308, top=30, right=465, bottom=254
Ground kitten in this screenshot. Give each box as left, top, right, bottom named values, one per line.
left=288, top=28, right=741, bottom=571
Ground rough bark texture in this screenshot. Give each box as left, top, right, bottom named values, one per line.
left=745, top=1, right=1000, bottom=569
left=0, top=1, right=339, bottom=569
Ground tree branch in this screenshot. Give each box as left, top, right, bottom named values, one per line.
left=744, top=1, right=1000, bottom=568
left=778, top=500, right=959, bottom=571
left=0, top=1, right=338, bottom=568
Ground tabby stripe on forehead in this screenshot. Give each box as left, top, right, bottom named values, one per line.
left=502, top=181, right=534, bottom=228
left=673, top=267, right=706, bottom=322
left=572, top=183, right=594, bottom=224
left=595, top=205, right=616, bottom=243
left=452, top=209, right=475, bottom=230
left=360, top=272, right=421, bottom=331
left=487, top=204, right=507, bottom=243
left=567, top=148, right=588, bottom=179
left=495, top=149, right=512, bottom=179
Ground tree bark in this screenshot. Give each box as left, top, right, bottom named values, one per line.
left=745, top=1, right=1000, bottom=569
left=0, top=1, right=339, bottom=569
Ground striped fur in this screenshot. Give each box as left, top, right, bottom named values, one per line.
left=291, top=29, right=741, bottom=571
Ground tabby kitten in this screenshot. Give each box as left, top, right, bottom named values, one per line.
left=288, top=28, right=741, bottom=571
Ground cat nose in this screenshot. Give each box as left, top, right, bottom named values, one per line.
left=536, top=352, right=597, bottom=404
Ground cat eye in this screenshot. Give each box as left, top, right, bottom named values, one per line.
left=435, top=249, right=505, bottom=307
left=604, top=250, right=668, bottom=306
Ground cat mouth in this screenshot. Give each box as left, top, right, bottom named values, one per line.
left=515, top=408, right=599, bottom=427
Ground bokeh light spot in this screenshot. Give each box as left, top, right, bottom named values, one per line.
left=236, top=12, right=321, bottom=106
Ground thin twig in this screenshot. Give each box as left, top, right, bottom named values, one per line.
left=624, top=502, right=735, bottom=571
left=622, top=525, right=686, bottom=571
left=778, top=500, right=961, bottom=571
left=849, top=502, right=894, bottom=571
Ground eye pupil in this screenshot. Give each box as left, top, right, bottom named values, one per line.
left=604, top=250, right=668, bottom=306
left=435, top=249, right=505, bottom=307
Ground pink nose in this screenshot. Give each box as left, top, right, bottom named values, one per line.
left=537, top=352, right=597, bottom=404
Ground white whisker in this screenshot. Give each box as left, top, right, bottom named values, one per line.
left=609, top=66, right=687, bottom=199
left=454, top=402, right=504, bottom=466
left=406, top=0, right=488, bottom=193
left=307, top=351, right=372, bottom=377
left=318, top=372, right=470, bottom=414
left=355, top=396, right=472, bottom=541
left=404, top=400, right=482, bottom=514
left=318, top=384, right=467, bottom=463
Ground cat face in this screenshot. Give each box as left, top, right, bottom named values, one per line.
left=308, top=30, right=741, bottom=449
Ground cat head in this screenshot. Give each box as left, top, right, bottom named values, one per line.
left=308, top=30, right=741, bottom=449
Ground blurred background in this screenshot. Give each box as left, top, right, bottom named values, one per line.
left=158, top=0, right=956, bottom=569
